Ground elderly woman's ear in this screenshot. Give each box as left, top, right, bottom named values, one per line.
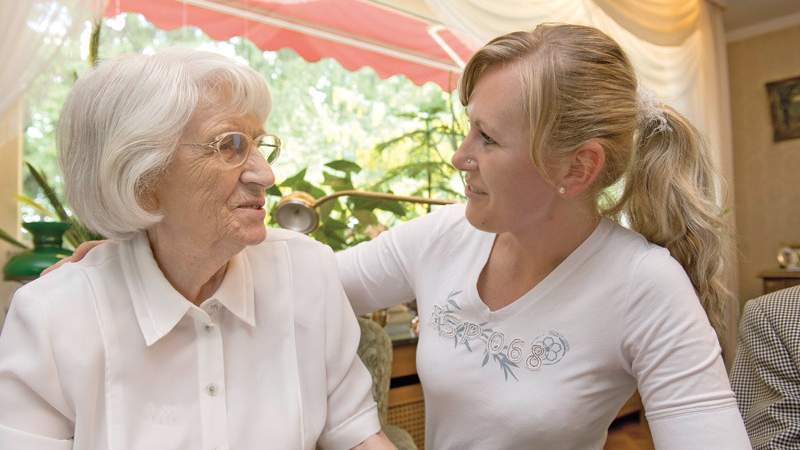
left=138, top=189, right=160, bottom=213
left=134, top=170, right=163, bottom=213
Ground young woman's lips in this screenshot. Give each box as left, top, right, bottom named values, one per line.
left=466, top=183, right=488, bottom=198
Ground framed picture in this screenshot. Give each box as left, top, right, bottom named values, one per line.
left=766, top=75, right=800, bottom=142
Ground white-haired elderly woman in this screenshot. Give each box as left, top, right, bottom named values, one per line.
left=0, top=49, right=393, bottom=450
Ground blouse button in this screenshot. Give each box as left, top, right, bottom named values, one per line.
left=206, top=383, right=218, bottom=396
left=204, top=323, right=214, bottom=333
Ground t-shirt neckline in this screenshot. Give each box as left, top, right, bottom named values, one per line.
left=467, top=217, right=614, bottom=321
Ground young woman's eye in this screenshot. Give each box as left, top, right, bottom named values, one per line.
left=479, top=131, right=496, bottom=145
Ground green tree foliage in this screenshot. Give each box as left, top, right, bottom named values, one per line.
left=20, top=13, right=466, bottom=249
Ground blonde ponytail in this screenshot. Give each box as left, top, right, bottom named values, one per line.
left=606, top=105, right=730, bottom=341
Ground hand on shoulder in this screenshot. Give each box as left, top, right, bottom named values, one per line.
left=40, top=239, right=106, bottom=276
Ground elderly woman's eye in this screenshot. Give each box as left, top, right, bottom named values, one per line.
left=217, top=133, right=247, bottom=162
left=220, top=134, right=243, bottom=151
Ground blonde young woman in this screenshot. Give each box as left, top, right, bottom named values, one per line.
left=51, top=24, right=749, bottom=449
left=339, top=23, right=749, bottom=449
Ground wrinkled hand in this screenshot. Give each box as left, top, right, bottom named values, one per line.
left=350, top=431, right=396, bottom=450
left=41, top=239, right=107, bottom=276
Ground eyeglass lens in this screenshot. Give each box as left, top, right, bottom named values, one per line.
left=215, top=132, right=280, bottom=165
left=259, top=135, right=281, bottom=164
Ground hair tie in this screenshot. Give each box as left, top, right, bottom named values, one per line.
left=637, top=87, right=670, bottom=134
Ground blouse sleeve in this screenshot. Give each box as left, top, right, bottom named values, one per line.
left=317, top=248, right=381, bottom=450
left=622, top=249, right=751, bottom=450
left=0, top=290, right=74, bottom=450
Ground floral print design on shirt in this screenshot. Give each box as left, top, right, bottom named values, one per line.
left=430, top=290, right=570, bottom=381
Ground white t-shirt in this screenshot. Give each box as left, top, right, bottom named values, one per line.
left=338, top=204, right=750, bottom=450
left=0, top=229, right=379, bottom=450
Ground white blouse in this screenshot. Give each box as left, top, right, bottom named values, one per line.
left=0, top=229, right=379, bottom=450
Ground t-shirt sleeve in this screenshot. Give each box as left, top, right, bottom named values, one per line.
left=336, top=204, right=460, bottom=315
left=0, top=290, right=74, bottom=449
left=621, top=248, right=750, bottom=449
left=317, top=248, right=381, bottom=450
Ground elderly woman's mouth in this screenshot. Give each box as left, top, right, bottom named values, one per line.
left=236, top=200, right=265, bottom=210
left=234, top=202, right=267, bottom=219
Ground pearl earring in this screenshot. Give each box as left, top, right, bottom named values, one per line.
left=558, top=186, right=566, bottom=194
left=465, top=158, right=474, bottom=165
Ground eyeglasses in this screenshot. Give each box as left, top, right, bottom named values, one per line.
left=183, top=131, right=281, bottom=167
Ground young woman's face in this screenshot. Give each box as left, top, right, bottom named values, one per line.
left=452, top=65, right=562, bottom=234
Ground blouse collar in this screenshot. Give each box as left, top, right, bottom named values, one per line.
left=121, top=232, right=255, bottom=346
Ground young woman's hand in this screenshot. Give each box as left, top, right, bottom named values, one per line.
left=41, top=240, right=107, bottom=276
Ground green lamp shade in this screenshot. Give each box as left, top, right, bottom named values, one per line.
left=3, top=221, right=73, bottom=283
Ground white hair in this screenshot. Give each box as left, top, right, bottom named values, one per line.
left=57, top=48, right=272, bottom=240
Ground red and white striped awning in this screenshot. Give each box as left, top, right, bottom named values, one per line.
left=104, top=0, right=476, bottom=90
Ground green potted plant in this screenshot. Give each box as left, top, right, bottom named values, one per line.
left=1, top=163, right=101, bottom=283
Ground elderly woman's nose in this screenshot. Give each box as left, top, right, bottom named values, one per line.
left=241, top=153, right=275, bottom=188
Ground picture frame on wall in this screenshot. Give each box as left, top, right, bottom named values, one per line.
left=766, top=75, right=800, bottom=142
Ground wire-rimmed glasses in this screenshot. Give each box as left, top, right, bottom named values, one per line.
left=184, top=131, right=281, bottom=167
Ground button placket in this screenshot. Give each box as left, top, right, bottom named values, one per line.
left=192, top=307, right=228, bottom=449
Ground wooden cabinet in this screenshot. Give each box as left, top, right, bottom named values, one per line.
left=388, top=339, right=425, bottom=449
left=758, top=270, right=800, bottom=295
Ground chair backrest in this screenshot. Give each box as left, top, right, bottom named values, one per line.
left=356, top=316, right=393, bottom=425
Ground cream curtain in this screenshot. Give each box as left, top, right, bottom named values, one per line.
left=422, top=0, right=703, bottom=46
left=0, top=0, right=104, bottom=144
left=422, top=1, right=733, bottom=188
left=422, top=0, right=739, bottom=364
left=594, top=0, right=702, bottom=46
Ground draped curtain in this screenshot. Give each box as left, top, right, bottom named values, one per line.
left=0, top=0, right=103, bottom=145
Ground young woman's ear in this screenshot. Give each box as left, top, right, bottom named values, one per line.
left=558, top=141, right=605, bottom=197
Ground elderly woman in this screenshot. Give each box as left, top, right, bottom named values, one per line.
left=0, top=49, right=393, bottom=450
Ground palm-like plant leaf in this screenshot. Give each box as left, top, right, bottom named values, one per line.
left=63, top=221, right=101, bottom=249
left=26, top=162, right=69, bottom=222
left=0, top=228, right=29, bottom=250
left=88, top=20, right=102, bottom=68
left=373, top=130, right=428, bottom=152
left=22, top=163, right=103, bottom=248
left=15, top=194, right=58, bottom=219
